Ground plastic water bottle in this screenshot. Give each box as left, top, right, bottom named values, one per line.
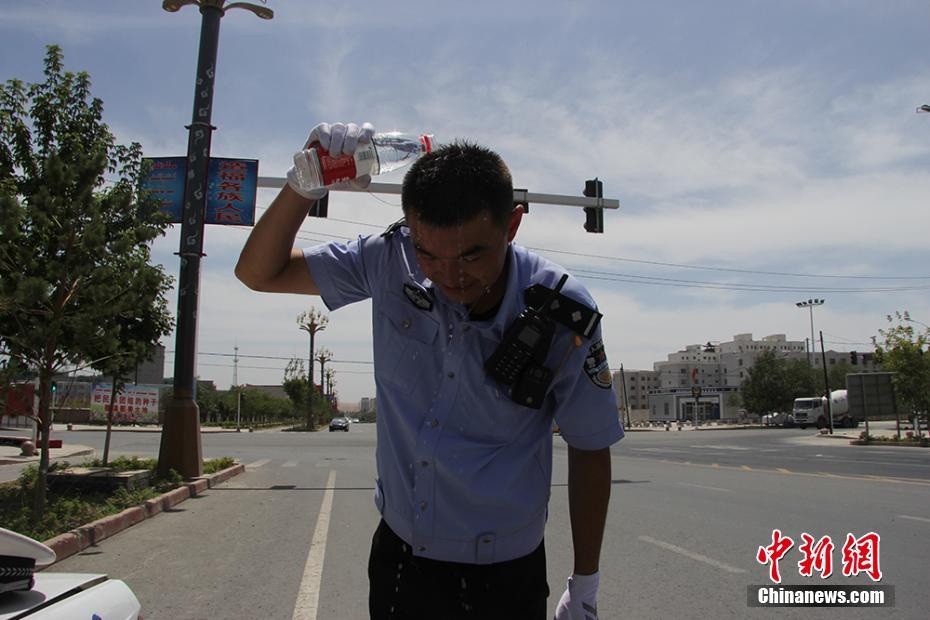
left=292, top=132, right=433, bottom=191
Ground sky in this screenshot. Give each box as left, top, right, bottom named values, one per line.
left=2, top=1, right=929, bottom=406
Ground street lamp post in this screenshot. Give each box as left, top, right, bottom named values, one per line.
left=316, top=348, right=333, bottom=406
left=796, top=299, right=825, bottom=367
left=298, top=308, right=328, bottom=430
left=158, top=0, right=273, bottom=479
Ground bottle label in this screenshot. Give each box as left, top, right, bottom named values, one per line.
left=314, top=142, right=377, bottom=186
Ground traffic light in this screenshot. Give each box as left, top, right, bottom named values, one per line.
left=308, top=193, right=328, bottom=218
left=850, top=351, right=858, bottom=365
left=50, top=381, right=57, bottom=394
left=583, top=178, right=604, bottom=233
left=513, top=188, right=529, bottom=214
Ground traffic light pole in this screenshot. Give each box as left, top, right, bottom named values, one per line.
left=256, top=178, right=620, bottom=215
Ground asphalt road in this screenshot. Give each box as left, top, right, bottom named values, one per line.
left=10, top=424, right=929, bottom=619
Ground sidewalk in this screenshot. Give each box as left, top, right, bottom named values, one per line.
left=0, top=441, right=95, bottom=466
left=0, top=423, right=260, bottom=466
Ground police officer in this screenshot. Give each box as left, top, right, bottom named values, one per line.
left=236, top=123, right=623, bottom=619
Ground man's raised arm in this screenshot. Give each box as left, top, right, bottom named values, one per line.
left=235, top=122, right=374, bottom=295
left=235, top=183, right=320, bottom=295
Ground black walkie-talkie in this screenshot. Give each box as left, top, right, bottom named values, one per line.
left=485, top=275, right=568, bottom=408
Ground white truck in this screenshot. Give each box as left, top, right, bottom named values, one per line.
left=792, top=389, right=856, bottom=429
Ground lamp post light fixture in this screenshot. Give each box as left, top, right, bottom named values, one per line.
left=298, top=308, right=328, bottom=430
left=796, top=299, right=825, bottom=367
left=158, top=0, right=273, bottom=479
left=917, top=104, right=930, bottom=114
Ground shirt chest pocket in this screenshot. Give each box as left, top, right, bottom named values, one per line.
left=375, top=294, right=440, bottom=392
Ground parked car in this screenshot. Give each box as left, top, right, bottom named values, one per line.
left=762, top=411, right=795, bottom=427
left=0, top=527, right=142, bottom=619
left=329, top=417, right=350, bottom=432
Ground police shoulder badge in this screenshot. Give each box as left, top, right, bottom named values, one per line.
left=403, top=283, right=433, bottom=312
left=584, top=338, right=612, bottom=389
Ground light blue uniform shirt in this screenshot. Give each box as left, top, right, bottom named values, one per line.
left=305, top=226, right=623, bottom=564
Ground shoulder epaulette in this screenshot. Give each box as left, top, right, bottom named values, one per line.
left=381, top=218, right=407, bottom=239
left=524, top=283, right=602, bottom=339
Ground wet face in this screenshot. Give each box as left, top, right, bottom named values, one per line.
left=407, top=208, right=523, bottom=311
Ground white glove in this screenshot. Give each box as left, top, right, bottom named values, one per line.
left=554, top=572, right=599, bottom=620
left=286, top=121, right=375, bottom=200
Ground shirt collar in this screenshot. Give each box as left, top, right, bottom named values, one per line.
left=398, top=234, right=522, bottom=337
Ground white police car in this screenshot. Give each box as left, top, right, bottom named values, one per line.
left=0, top=527, right=142, bottom=619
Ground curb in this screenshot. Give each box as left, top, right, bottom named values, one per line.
left=41, top=463, right=245, bottom=566
left=848, top=439, right=930, bottom=448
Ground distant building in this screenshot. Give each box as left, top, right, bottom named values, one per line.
left=647, top=333, right=881, bottom=423
left=360, top=397, right=376, bottom=413
left=648, top=386, right=742, bottom=423
left=612, top=369, right=659, bottom=412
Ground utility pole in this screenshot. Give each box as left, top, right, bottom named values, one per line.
left=233, top=345, right=241, bottom=431
left=819, top=331, right=834, bottom=435
left=158, top=0, right=273, bottom=479
left=619, top=364, right=631, bottom=429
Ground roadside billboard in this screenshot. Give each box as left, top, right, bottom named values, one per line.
left=90, top=384, right=160, bottom=424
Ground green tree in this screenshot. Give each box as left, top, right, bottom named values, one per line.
left=239, top=387, right=293, bottom=426
left=784, top=358, right=818, bottom=401
left=741, top=351, right=789, bottom=416
left=86, top=257, right=172, bottom=464
left=827, top=360, right=856, bottom=393
left=195, top=380, right=221, bottom=424
left=0, top=46, right=171, bottom=514
left=873, top=311, right=930, bottom=432
left=283, top=357, right=333, bottom=429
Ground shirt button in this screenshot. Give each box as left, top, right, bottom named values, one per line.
left=447, top=372, right=455, bottom=379
left=402, top=319, right=412, bottom=329
left=420, top=501, right=428, bottom=511
left=418, top=545, right=427, bottom=552
left=463, top=325, right=471, bottom=332
left=420, top=460, right=430, bottom=467
left=430, top=419, right=440, bottom=428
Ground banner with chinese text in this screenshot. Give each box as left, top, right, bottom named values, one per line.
left=142, top=156, right=259, bottom=226
left=90, top=384, right=160, bottom=424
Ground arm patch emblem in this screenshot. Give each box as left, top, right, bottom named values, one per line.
left=584, top=338, right=612, bottom=389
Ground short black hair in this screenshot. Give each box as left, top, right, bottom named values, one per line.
left=401, top=141, right=513, bottom=228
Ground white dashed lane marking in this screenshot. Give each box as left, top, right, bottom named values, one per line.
left=292, top=470, right=337, bottom=620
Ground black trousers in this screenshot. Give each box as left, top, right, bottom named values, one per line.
left=368, top=520, right=549, bottom=619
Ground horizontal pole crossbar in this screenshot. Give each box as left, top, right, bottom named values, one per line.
left=256, top=177, right=620, bottom=210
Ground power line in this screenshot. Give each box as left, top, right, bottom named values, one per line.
left=166, top=350, right=374, bottom=365
left=529, top=246, right=930, bottom=281
left=569, top=269, right=930, bottom=293
left=209, top=200, right=930, bottom=293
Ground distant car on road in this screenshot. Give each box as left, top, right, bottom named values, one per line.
left=762, top=411, right=795, bottom=427
left=329, top=417, right=350, bottom=432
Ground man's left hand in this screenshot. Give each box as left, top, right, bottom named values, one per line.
left=554, top=572, right=599, bottom=619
